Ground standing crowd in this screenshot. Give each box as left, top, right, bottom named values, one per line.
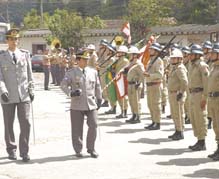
left=0, top=28, right=219, bottom=162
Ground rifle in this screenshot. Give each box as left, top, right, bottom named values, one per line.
left=99, top=57, right=118, bottom=77
left=146, top=35, right=176, bottom=72
left=98, top=52, right=116, bottom=69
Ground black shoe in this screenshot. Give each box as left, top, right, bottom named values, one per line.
left=147, top=123, right=160, bottom=130
left=168, top=131, right=177, bottom=139
left=8, top=152, right=17, bottom=160
left=129, top=115, right=141, bottom=124
left=188, top=141, right=199, bottom=150
left=125, top=114, right=136, bottom=123
left=191, top=140, right=206, bottom=151
left=166, top=115, right=171, bottom=119
left=185, top=119, right=191, bottom=124
left=44, top=88, right=50, bottom=90
left=21, top=155, right=30, bottom=162
left=75, top=152, right=83, bottom=158
left=144, top=122, right=155, bottom=129
left=212, top=153, right=219, bottom=161
left=101, top=101, right=109, bottom=107
left=87, top=150, right=99, bottom=158
left=172, top=131, right=184, bottom=141
left=208, top=145, right=219, bottom=158
left=105, top=107, right=116, bottom=114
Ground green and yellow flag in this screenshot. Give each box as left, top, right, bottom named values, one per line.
left=105, top=71, right=117, bottom=104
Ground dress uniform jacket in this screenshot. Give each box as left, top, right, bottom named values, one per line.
left=61, top=66, right=102, bottom=111
left=0, top=49, right=34, bottom=104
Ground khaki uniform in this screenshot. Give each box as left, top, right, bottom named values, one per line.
left=115, top=56, right=129, bottom=111
left=42, top=54, right=50, bottom=90
left=168, top=63, right=188, bottom=132
left=188, top=59, right=209, bottom=140
left=207, top=63, right=219, bottom=143
left=127, top=60, right=145, bottom=115
left=162, top=56, right=169, bottom=108
left=146, top=57, right=164, bottom=123
left=183, top=61, right=190, bottom=119
left=98, top=51, right=109, bottom=101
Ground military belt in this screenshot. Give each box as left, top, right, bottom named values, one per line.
left=189, top=87, right=203, bottom=93
left=128, top=81, right=136, bottom=85
left=169, top=90, right=178, bottom=93
left=209, top=92, right=219, bottom=97
left=146, top=82, right=161, bottom=87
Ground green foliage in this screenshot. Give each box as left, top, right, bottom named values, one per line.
left=125, top=0, right=173, bottom=41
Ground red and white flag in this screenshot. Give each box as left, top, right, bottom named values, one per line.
left=121, top=22, right=131, bottom=44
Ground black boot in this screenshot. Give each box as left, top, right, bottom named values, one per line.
left=123, top=109, right=127, bottom=118
left=129, top=114, right=141, bottom=124
left=147, top=123, right=160, bottom=130
left=101, top=100, right=109, bottom=107
left=125, top=114, right=136, bottom=123
left=144, top=122, right=155, bottom=129
left=190, top=140, right=206, bottom=151
left=172, top=131, right=184, bottom=140
left=208, top=117, right=212, bottom=129
left=168, top=131, right=177, bottom=139
left=105, top=106, right=116, bottom=114
left=208, top=144, right=219, bottom=159
left=162, top=105, right=165, bottom=114
left=212, top=145, right=219, bottom=161
left=116, top=110, right=127, bottom=118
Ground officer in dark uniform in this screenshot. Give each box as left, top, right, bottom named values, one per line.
left=61, top=50, right=102, bottom=158
left=0, top=28, right=34, bottom=162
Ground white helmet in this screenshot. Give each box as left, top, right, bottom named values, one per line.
left=87, top=44, right=96, bottom=50
left=117, top=45, right=128, bottom=53
left=128, top=46, right=140, bottom=54
left=170, top=49, right=183, bottom=58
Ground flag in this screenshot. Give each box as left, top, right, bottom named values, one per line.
left=121, top=22, right=131, bottom=44
left=140, top=35, right=160, bottom=69
left=115, top=73, right=128, bottom=99
left=105, top=71, right=117, bottom=104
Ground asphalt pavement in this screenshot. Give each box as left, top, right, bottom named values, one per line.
left=0, top=72, right=218, bottom=179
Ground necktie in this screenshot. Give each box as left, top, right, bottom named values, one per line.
left=12, top=53, right=17, bottom=64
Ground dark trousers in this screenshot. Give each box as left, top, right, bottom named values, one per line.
left=50, top=64, right=56, bottom=84
left=43, top=66, right=50, bottom=89
left=1, top=102, right=31, bottom=156
left=70, top=109, right=98, bottom=153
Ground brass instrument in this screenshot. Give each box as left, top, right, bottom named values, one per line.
left=112, top=35, right=124, bottom=46
left=51, top=38, right=61, bottom=51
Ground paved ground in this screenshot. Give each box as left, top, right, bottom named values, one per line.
left=0, top=72, right=218, bottom=179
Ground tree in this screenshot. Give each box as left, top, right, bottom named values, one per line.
left=125, top=0, right=174, bottom=41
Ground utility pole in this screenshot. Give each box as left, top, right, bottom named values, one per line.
left=40, top=0, right=44, bottom=28
left=217, top=0, right=219, bottom=23
left=6, top=0, right=9, bottom=23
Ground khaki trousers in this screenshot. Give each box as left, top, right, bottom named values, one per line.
left=128, top=85, right=142, bottom=114
left=189, top=92, right=207, bottom=140
left=146, top=84, right=162, bottom=123
left=169, top=93, right=185, bottom=131
left=208, top=97, right=219, bottom=143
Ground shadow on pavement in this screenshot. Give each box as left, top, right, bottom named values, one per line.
left=0, top=155, right=91, bottom=165
left=156, top=157, right=212, bottom=166
left=107, top=128, right=146, bottom=134
left=162, top=127, right=193, bottom=132
left=183, top=168, right=219, bottom=178
left=140, top=148, right=190, bottom=155
left=129, top=138, right=171, bottom=145
left=99, top=121, right=126, bottom=127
